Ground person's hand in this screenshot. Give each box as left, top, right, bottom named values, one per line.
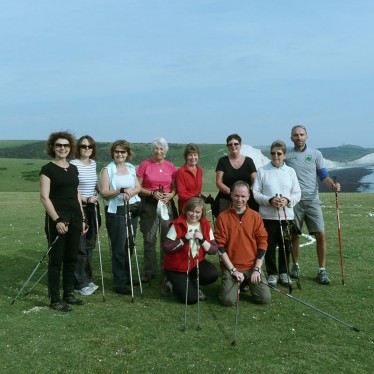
left=81, top=222, right=89, bottom=235
left=185, top=231, right=194, bottom=240
left=232, top=270, right=245, bottom=283
left=160, top=192, right=174, bottom=203
left=251, top=269, right=261, bottom=284
left=194, top=231, right=203, bottom=241
left=56, top=222, right=69, bottom=235
left=333, top=182, right=341, bottom=192
left=87, top=195, right=99, bottom=204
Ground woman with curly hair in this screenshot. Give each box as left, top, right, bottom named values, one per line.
left=40, top=131, right=88, bottom=312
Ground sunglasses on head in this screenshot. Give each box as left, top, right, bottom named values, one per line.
left=271, top=151, right=283, bottom=156
left=80, top=145, right=94, bottom=150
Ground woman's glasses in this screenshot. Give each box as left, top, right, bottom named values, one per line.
left=114, top=150, right=127, bottom=155
left=227, top=142, right=240, bottom=147
left=80, top=145, right=94, bottom=150
left=55, top=143, right=70, bottom=149
left=271, top=151, right=283, bottom=156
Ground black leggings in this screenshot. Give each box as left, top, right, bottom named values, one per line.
left=164, top=260, right=218, bottom=304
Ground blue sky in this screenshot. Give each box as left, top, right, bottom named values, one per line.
left=1, top=1, right=373, bottom=148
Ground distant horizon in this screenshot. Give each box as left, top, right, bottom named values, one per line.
left=0, top=139, right=373, bottom=150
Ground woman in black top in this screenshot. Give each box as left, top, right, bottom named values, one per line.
left=215, top=134, right=258, bottom=215
left=40, top=131, right=88, bottom=312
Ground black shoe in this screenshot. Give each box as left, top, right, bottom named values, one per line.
left=50, top=301, right=71, bottom=312
left=141, top=274, right=155, bottom=283
left=113, top=287, right=131, bottom=295
left=63, top=294, right=85, bottom=305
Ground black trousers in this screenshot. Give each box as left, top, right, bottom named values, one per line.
left=45, top=213, right=82, bottom=303
left=263, top=219, right=290, bottom=276
left=164, top=260, right=218, bottom=304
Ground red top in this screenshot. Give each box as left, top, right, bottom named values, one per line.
left=175, top=163, right=203, bottom=213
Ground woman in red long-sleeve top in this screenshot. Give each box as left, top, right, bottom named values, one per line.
left=163, top=197, right=218, bottom=304
left=175, top=144, right=203, bottom=214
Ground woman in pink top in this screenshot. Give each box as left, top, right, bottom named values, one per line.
left=136, top=137, right=177, bottom=293
left=175, top=144, right=203, bottom=214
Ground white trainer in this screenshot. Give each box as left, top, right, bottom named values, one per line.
left=279, top=273, right=293, bottom=286
left=267, top=275, right=278, bottom=287
left=75, top=286, right=94, bottom=296
left=88, top=282, right=99, bottom=291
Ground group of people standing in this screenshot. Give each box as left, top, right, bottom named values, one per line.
left=39, top=125, right=340, bottom=312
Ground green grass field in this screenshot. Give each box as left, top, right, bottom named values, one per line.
left=1, top=192, right=373, bottom=373
left=0, top=158, right=373, bottom=373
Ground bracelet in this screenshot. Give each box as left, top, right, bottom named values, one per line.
left=230, top=267, right=237, bottom=275
left=54, top=217, right=63, bottom=224
left=150, top=191, right=154, bottom=197
left=198, top=238, right=206, bottom=245
left=181, top=237, right=188, bottom=244
left=83, top=217, right=88, bottom=224
left=120, top=188, right=126, bottom=194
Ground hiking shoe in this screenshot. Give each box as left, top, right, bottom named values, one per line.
left=316, top=269, right=331, bottom=285
left=161, top=279, right=172, bottom=296
left=88, top=282, right=99, bottom=291
left=50, top=301, right=71, bottom=312
left=290, top=264, right=300, bottom=278
left=113, top=287, right=131, bottom=295
left=279, top=273, right=293, bottom=286
left=268, top=275, right=278, bottom=287
left=198, top=289, right=207, bottom=301
left=75, top=286, right=94, bottom=296
left=63, top=294, right=85, bottom=305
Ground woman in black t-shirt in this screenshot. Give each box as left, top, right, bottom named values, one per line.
left=40, top=131, right=88, bottom=312
left=215, top=134, right=258, bottom=216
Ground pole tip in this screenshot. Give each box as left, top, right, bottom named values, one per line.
left=231, top=340, right=236, bottom=346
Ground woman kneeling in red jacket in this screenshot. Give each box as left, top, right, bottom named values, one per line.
left=163, top=197, right=218, bottom=304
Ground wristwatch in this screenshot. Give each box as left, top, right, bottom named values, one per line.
left=253, top=267, right=261, bottom=274
left=230, top=267, right=237, bottom=275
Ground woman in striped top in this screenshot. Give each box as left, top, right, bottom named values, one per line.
left=70, top=135, right=100, bottom=296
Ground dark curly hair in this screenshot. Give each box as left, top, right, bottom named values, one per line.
left=46, top=131, right=76, bottom=159
left=110, top=140, right=133, bottom=160
left=75, top=135, right=97, bottom=159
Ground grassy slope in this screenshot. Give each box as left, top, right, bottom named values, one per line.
left=1, top=192, right=373, bottom=373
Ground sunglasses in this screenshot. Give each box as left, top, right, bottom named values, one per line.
left=55, top=143, right=70, bottom=149
left=114, top=150, right=127, bottom=155
left=80, top=145, right=94, bottom=150
left=271, top=151, right=283, bottom=156
left=227, top=142, right=240, bottom=147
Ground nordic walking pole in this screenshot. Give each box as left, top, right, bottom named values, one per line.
left=275, top=194, right=292, bottom=293
left=24, top=269, right=48, bottom=296
left=261, top=281, right=359, bottom=332
left=183, top=243, right=192, bottom=332
left=231, top=281, right=241, bottom=346
left=125, top=202, right=135, bottom=303
left=333, top=176, right=345, bottom=285
left=195, top=230, right=201, bottom=331
left=280, top=194, right=301, bottom=290
left=126, top=201, right=143, bottom=298
left=11, top=236, right=59, bottom=305
left=94, top=203, right=106, bottom=302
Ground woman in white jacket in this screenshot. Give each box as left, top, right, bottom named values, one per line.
left=253, top=140, right=301, bottom=287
